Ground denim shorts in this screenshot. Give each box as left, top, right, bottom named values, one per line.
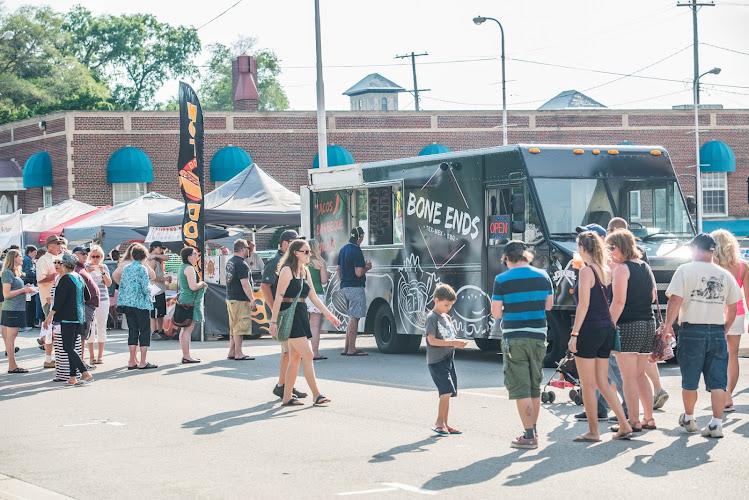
left=677, top=324, right=728, bottom=391
left=428, top=355, right=458, bottom=397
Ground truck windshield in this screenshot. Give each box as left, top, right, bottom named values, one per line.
left=534, top=178, right=694, bottom=238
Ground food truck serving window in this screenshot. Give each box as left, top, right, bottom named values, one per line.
left=355, top=185, right=403, bottom=246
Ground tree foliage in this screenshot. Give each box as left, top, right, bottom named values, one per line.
left=200, top=36, right=289, bottom=111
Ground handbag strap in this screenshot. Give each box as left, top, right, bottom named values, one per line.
left=592, top=264, right=614, bottom=323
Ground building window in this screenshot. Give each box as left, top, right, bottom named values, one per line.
left=43, top=186, right=52, bottom=208
left=214, top=181, right=227, bottom=190
left=629, top=191, right=641, bottom=220
left=112, top=182, right=147, bottom=205
left=381, top=97, right=388, bottom=111
left=358, top=99, right=362, bottom=111
left=701, top=172, right=727, bottom=217
left=0, top=195, right=12, bottom=215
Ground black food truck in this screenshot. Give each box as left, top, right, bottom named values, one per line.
left=301, top=144, right=695, bottom=366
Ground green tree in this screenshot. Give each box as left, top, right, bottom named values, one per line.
left=200, top=36, right=288, bottom=111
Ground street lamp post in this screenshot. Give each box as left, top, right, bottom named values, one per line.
left=693, top=66, right=721, bottom=233
left=473, top=15, right=507, bottom=146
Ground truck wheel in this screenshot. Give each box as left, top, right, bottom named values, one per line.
left=372, top=303, right=416, bottom=353
left=543, top=310, right=571, bottom=368
left=474, top=338, right=502, bottom=351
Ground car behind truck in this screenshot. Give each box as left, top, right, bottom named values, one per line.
left=302, top=144, right=695, bottom=366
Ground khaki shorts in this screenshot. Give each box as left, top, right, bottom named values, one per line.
left=281, top=340, right=289, bottom=354
left=502, top=337, right=547, bottom=400
left=226, top=300, right=253, bottom=336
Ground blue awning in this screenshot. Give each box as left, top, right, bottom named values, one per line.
left=107, top=147, right=154, bottom=183
left=703, top=219, right=749, bottom=237
left=700, top=141, right=735, bottom=173
left=210, top=147, right=252, bottom=182
left=313, top=145, right=355, bottom=168
left=23, top=151, right=52, bottom=188
left=418, top=144, right=452, bottom=156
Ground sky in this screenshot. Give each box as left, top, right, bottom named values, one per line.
left=4, top=0, right=749, bottom=111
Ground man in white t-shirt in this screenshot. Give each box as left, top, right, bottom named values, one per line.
left=665, top=233, right=742, bottom=438
left=36, top=234, right=63, bottom=368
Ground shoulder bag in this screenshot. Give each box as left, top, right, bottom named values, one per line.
left=274, top=275, right=303, bottom=342
left=650, top=266, right=674, bottom=362
left=173, top=300, right=195, bottom=327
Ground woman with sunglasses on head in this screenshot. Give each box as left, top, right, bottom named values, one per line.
left=2, top=249, right=36, bottom=373
left=176, top=246, right=208, bottom=363
left=269, top=239, right=341, bottom=406
left=569, top=231, right=632, bottom=441
left=85, top=245, right=111, bottom=365
left=306, top=239, right=329, bottom=360
left=605, top=229, right=657, bottom=433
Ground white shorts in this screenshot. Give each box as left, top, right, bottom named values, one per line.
left=306, top=297, right=322, bottom=314
left=727, top=313, right=746, bottom=335
left=90, top=301, right=109, bottom=342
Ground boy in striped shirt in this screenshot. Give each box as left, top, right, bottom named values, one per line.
left=491, top=241, right=553, bottom=449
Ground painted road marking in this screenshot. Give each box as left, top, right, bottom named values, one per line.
left=62, top=420, right=125, bottom=427
left=338, top=483, right=437, bottom=496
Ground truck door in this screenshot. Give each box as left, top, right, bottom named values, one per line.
left=485, top=183, right=525, bottom=293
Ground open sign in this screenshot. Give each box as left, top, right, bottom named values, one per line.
left=489, top=216, right=510, bottom=239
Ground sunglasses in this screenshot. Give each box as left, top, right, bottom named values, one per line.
left=90, top=255, right=102, bottom=259
left=297, top=249, right=311, bottom=255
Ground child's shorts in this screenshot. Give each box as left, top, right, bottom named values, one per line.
left=428, top=355, right=458, bottom=397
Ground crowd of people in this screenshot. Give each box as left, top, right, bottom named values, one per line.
left=1, top=221, right=745, bottom=440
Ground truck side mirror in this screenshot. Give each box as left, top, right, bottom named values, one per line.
left=685, top=195, right=696, bottom=215
left=512, top=220, right=525, bottom=233
left=511, top=193, right=525, bottom=216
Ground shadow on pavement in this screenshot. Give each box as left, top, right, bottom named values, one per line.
left=369, top=436, right=439, bottom=463
left=421, top=450, right=524, bottom=491
left=627, top=433, right=718, bottom=477
left=181, top=401, right=301, bottom=435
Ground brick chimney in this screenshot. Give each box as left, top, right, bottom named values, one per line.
left=232, top=54, right=259, bottom=111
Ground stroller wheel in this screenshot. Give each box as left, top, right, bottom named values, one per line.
left=574, top=392, right=583, bottom=405
left=547, top=391, right=556, bottom=403
left=569, top=389, right=578, bottom=400
left=541, top=392, right=549, bottom=404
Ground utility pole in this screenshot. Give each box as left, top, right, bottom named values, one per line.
left=677, top=0, right=714, bottom=233
left=678, top=0, right=714, bottom=105
left=395, top=52, right=430, bottom=111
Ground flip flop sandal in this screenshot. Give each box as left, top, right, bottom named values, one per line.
left=138, top=363, right=158, bottom=370
left=612, top=432, right=633, bottom=440
left=610, top=423, right=642, bottom=433
left=724, top=406, right=736, bottom=413
left=573, top=435, right=601, bottom=442
left=182, top=358, right=201, bottom=364
left=314, top=395, right=331, bottom=405
left=313, top=356, right=328, bottom=360
left=62, top=381, right=81, bottom=387
left=79, top=378, right=95, bottom=384
left=447, top=426, right=462, bottom=435
left=641, top=420, right=657, bottom=430
left=346, top=350, right=368, bottom=356
left=282, top=398, right=304, bottom=406
left=4, top=347, right=20, bottom=356
left=233, top=355, right=255, bottom=360
left=431, top=427, right=450, bottom=435
left=127, top=365, right=138, bottom=370
left=7, top=367, right=28, bottom=373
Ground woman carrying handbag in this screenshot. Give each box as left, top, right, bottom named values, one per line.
left=174, top=247, right=207, bottom=364
left=269, top=239, right=340, bottom=407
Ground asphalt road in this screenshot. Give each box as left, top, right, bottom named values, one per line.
left=1, top=329, right=749, bottom=499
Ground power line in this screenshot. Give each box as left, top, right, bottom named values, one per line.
left=701, top=42, right=749, bottom=56
left=197, top=0, right=246, bottom=30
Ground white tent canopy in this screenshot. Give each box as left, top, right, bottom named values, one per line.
left=21, top=199, right=97, bottom=247
left=65, top=192, right=182, bottom=254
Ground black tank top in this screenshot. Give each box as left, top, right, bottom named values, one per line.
left=574, top=265, right=613, bottom=329
left=282, top=271, right=310, bottom=300
left=618, top=260, right=655, bottom=323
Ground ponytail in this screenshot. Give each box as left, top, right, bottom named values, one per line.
left=576, top=231, right=610, bottom=285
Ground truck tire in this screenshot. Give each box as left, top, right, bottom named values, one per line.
left=474, top=338, right=502, bottom=351
left=543, top=310, right=571, bottom=368
left=373, top=303, right=415, bottom=353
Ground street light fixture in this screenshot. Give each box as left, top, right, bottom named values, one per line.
left=473, top=15, right=507, bottom=146
left=693, top=66, right=721, bottom=233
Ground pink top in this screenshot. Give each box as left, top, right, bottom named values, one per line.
left=737, top=262, right=745, bottom=316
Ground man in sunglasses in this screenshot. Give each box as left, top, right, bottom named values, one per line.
left=36, top=235, right=63, bottom=368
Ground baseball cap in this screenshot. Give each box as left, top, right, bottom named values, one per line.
left=279, top=230, right=304, bottom=244
left=576, top=224, right=607, bottom=239
left=149, top=240, right=164, bottom=250
left=45, top=234, right=62, bottom=246
left=689, top=233, right=716, bottom=252
left=350, top=226, right=365, bottom=242
left=60, top=253, right=78, bottom=269
left=72, top=246, right=88, bottom=254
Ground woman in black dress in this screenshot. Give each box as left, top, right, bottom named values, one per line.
left=269, top=239, right=341, bottom=406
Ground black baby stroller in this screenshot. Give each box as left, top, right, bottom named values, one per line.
left=541, top=350, right=583, bottom=405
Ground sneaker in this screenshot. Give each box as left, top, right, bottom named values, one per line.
left=43, top=360, right=55, bottom=369
left=653, top=389, right=669, bottom=410
left=679, top=413, right=698, bottom=433
left=292, top=387, right=308, bottom=399
left=151, top=331, right=168, bottom=341
left=701, top=423, right=723, bottom=438
left=272, top=384, right=284, bottom=398
left=510, top=435, right=538, bottom=449
left=575, top=411, right=608, bottom=421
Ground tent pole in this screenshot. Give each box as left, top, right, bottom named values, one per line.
left=252, top=226, right=256, bottom=247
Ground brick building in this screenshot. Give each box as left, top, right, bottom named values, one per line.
left=0, top=56, right=747, bottom=237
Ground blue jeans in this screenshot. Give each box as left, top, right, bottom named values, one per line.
left=596, top=355, right=627, bottom=415
left=677, top=324, right=728, bottom=391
